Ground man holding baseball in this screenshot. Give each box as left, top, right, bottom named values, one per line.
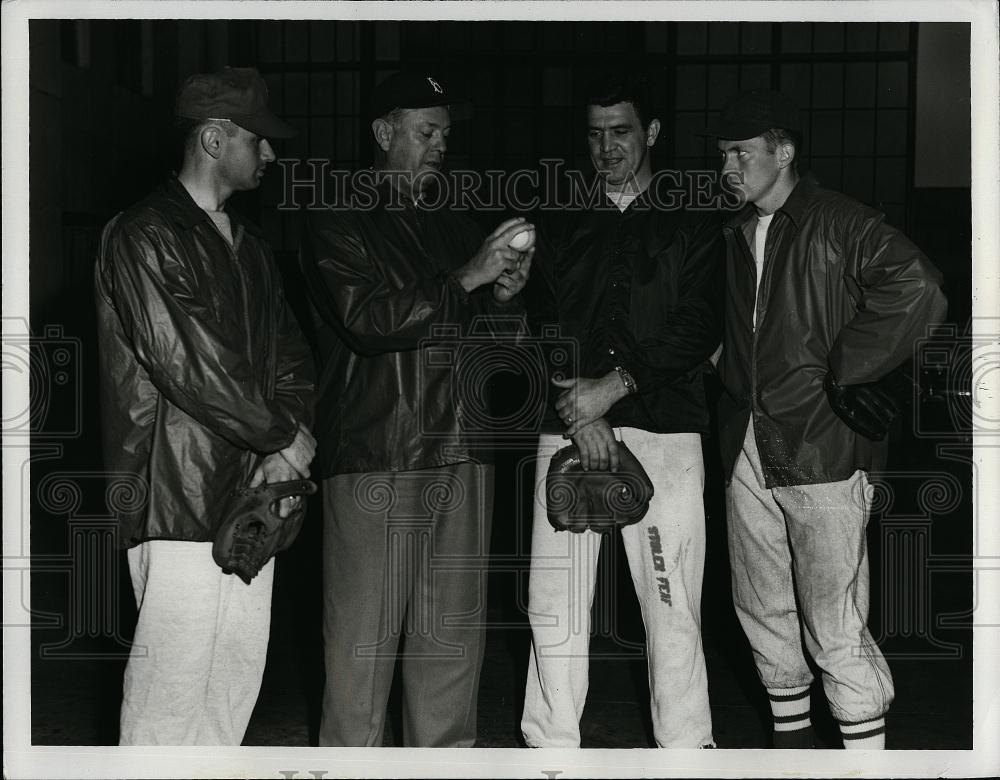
left=299, top=71, right=532, bottom=747
left=520, top=73, right=724, bottom=748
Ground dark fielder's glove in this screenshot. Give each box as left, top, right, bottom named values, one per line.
left=546, top=442, right=654, bottom=533
left=823, top=363, right=914, bottom=441
left=213, top=479, right=317, bottom=584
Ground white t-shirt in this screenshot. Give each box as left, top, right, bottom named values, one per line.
left=752, top=213, right=774, bottom=330
left=606, top=188, right=640, bottom=213
left=206, top=209, right=234, bottom=247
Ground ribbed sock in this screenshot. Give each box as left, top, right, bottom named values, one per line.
left=839, top=715, right=886, bottom=749
left=768, top=685, right=814, bottom=748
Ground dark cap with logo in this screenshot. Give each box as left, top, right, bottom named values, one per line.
left=702, top=89, right=802, bottom=140
left=175, top=66, right=296, bottom=139
left=369, top=71, right=469, bottom=120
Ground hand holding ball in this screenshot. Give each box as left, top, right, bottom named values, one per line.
left=509, top=228, right=535, bottom=251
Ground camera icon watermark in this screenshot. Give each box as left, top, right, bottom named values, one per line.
left=914, top=319, right=1000, bottom=439
left=2, top=321, right=82, bottom=439
left=418, top=318, right=578, bottom=444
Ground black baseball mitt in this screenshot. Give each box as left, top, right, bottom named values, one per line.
left=545, top=442, right=655, bottom=533
left=212, top=479, right=317, bottom=584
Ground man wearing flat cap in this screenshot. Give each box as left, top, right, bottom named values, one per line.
left=299, top=70, right=532, bottom=746
left=95, top=66, right=316, bottom=744
left=709, top=89, right=946, bottom=749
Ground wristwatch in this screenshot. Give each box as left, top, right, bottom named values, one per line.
left=615, top=364, right=638, bottom=395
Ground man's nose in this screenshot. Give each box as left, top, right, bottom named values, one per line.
left=433, top=132, right=447, bottom=155
left=260, top=139, right=276, bottom=163
left=600, top=133, right=613, bottom=153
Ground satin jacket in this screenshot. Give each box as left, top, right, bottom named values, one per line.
left=300, top=180, right=523, bottom=476
left=717, top=179, right=947, bottom=487
left=94, top=176, right=315, bottom=547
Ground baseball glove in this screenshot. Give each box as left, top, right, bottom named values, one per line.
left=545, top=442, right=654, bottom=533
left=212, top=479, right=317, bottom=584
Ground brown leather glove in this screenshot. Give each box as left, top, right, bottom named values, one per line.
left=212, top=479, right=317, bottom=584
left=545, top=441, right=654, bottom=533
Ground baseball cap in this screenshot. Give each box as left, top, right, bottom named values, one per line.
left=369, top=71, right=470, bottom=121
left=701, top=89, right=802, bottom=140
left=175, top=66, right=296, bottom=139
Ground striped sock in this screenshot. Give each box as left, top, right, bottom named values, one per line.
left=767, top=685, right=813, bottom=748
left=839, top=715, right=886, bottom=749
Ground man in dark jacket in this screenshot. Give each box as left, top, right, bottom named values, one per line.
left=94, top=67, right=316, bottom=745
left=520, top=74, right=723, bottom=748
left=299, top=71, right=532, bottom=747
left=710, top=90, right=947, bottom=749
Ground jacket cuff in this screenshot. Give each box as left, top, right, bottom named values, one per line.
left=445, top=272, right=472, bottom=305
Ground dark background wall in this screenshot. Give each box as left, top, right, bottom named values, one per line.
left=27, top=19, right=974, bottom=747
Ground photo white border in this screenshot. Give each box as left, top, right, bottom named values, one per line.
left=4, top=1, right=998, bottom=778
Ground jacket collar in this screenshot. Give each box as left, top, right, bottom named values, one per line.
left=159, top=175, right=264, bottom=238
left=723, top=176, right=817, bottom=231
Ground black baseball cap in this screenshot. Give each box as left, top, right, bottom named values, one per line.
left=369, top=71, right=470, bottom=121
left=175, top=66, right=296, bottom=139
left=701, top=89, right=802, bottom=140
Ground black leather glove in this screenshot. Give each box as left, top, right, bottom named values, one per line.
left=823, top=370, right=908, bottom=441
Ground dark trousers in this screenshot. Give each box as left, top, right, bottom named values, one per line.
left=319, top=462, right=494, bottom=747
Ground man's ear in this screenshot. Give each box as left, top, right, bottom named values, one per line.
left=776, top=141, right=796, bottom=171
left=646, top=118, right=661, bottom=148
left=199, top=124, right=225, bottom=160
left=372, top=118, right=394, bottom=153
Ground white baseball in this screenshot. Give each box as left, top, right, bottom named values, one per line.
left=509, top=228, right=535, bottom=251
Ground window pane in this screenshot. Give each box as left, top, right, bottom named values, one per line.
left=779, top=63, right=811, bottom=107
left=875, top=157, right=906, bottom=205
left=740, top=64, right=771, bottom=91
left=674, top=112, right=708, bottom=158
left=878, top=61, right=908, bottom=107
left=843, top=156, right=873, bottom=203
left=812, top=63, right=844, bottom=108
left=876, top=109, right=908, bottom=155
left=781, top=22, right=812, bottom=53
left=845, top=63, right=876, bottom=107
left=707, top=64, right=738, bottom=109
left=676, top=22, right=707, bottom=55
left=675, top=65, right=706, bottom=110
left=813, top=23, right=844, bottom=53
left=741, top=22, right=772, bottom=54
left=374, top=21, right=400, bottom=60
left=284, top=72, right=308, bottom=116
left=811, top=110, right=843, bottom=155
left=810, top=157, right=842, bottom=190
left=645, top=22, right=669, bottom=53
left=258, top=21, right=282, bottom=63
left=844, top=109, right=875, bottom=155
left=284, top=21, right=308, bottom=62
left=879, top=23, right=910, bottom=51
left=709, top=23, right=739, bottom=55
left=310, top=117, right=334, bottom=161
left=543, top=67, right=573, bottom=107
left=846, top=22, right=877, bottom=51
left=336, top=72, right=358, bottom=116
left=310, top=21, right=336, bottom=62
left=311, top=72, right=335, bottom=115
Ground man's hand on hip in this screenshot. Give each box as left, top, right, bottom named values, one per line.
left=569, top=418, right=620, bottom=472
left=554, top=372, right=628, bottom=437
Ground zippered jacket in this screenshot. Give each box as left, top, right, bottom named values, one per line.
left=717, top=178, right=947, bottom=487
left=528, top=190, right=725, bottom=435
left=94, top=177, right=315, bottom=547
